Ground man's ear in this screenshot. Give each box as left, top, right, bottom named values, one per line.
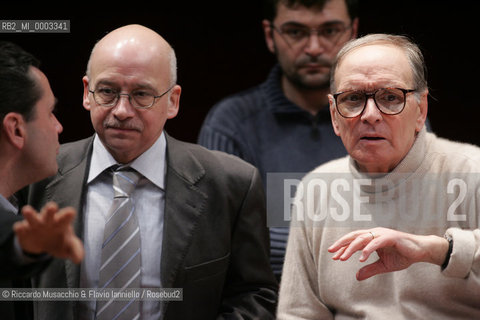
left=82, top=76, right=92, bottom=111
left=415, top=89, right=429, bottom=133
left=350, top=17, right=359, bottom=40
left=167, top=85, right=181, bottom=119
left=2, top=112, right=27, bottom=149
left=328, top=94, right=341, bottom=137
left=262, top=19, right=276, bottom=54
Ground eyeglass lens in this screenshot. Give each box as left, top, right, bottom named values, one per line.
left=277, top=22, right=349, bottom=47
left=94, top=88, right=156, bottom=108
left=336, top=88, right=408, bottom=117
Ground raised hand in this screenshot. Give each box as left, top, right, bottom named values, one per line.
left=13, top=202, right=84, bottom=264
left=328, top=227, right=449, bottom=281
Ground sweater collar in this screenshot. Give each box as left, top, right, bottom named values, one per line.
left=262, top=64, right=331, bottom=118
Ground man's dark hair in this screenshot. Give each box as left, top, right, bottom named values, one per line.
left=0, top=41, right=41, bottom=123
left=263, top=0, right=359, bottom=22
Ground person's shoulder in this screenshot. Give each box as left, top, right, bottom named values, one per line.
left=312, top=156, right=350, bottom=173
left=59, top=136, right=92, bottom=151
left=428, top=132, right=480, bottom=170
left=57, top=136, right=93, bottom=172
left=205, top=85, right=266, bottom=124
left=169, top=136, right=257, bottom=175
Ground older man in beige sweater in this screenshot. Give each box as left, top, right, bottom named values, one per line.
left=277, top=34, right=480, bottom=319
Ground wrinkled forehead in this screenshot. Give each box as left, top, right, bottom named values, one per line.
left=335, top=44, right=413, bottom=90
left=91, top=40, right=164, bottom=72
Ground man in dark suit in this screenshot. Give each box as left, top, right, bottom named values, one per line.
left=25, top=25, right=277, bottom=319
left=0, top=41, right=84, bottom=319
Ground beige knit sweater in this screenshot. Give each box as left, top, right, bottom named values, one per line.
left=277, top=128, right=480, bottom=319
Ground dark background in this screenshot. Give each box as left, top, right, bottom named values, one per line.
left=2, top=0, right=480, bottom=146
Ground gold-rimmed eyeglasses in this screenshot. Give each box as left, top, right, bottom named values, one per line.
left=88, top=84, right=175, bottom=109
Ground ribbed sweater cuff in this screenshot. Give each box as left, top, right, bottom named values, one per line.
left=442, top=228, right=475, bottom=278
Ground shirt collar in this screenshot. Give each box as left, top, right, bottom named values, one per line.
left=0, top=194, right=17, bottom=215
left=88, top=132, right=166, bottom=190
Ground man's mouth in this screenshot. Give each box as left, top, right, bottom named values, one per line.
left=361, top=136, right=385, bottom=140
left=302, top=63, right=329, bottom=69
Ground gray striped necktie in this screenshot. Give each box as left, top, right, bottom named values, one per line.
left=96, top=166, right=142, bottom=320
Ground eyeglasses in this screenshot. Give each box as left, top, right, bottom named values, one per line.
left=333, top=88, right=416, bottom=118
left=270, top=21, right=352, bottom=48
left=88, top=84, right=175, bottom=109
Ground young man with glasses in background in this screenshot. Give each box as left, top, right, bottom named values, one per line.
left=198, top=0, right=359, bottom=281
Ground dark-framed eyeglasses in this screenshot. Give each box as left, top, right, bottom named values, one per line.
left=88, top=84, right=175, bottom=109
left=270, top=21, right=352, bottom=48
left=333, top=87, right=417, bottom=118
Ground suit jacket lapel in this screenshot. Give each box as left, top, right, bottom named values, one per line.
left=42, top=134, right=207, bottom=297
left=161, top=134, right=207, bottom=290
left=45, top=137, right=93, bottom=288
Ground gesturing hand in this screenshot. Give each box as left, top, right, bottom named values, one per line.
left=328, top=228, right=449, bottom=281
left=13, top=202, right=84, bottom=264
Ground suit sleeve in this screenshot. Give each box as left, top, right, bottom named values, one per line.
left=217, top=167, right=278, bottom=319
left=0, top=213, right=49, bottom=280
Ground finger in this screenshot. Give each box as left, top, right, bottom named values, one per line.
left=68, top=237, right=85, bottom=264
left=55, top=229, right=84, bottom=264
left=54, top=207, right=76, bottom=227
left=12, top=220, right=28, bottom=232
left=42, top=202, right=59, bottom=223
left=359, top=234, right=395, bottom=262
left=339, top=233, right=374, bottom=261
left=331, top=245, right=347, bottom=260
left=13, top=220, right=28, bottom=234
left=328, top=230, right=367, bottom=252
left=356, top=259, right=388, bottom=281
left=359, top=239, right=380, bottom=262
left=21, top=205, right=40, bottom=227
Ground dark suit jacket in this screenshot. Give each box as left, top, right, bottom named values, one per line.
left=0, top=201, right=49, bottom=320
left=24, top=133, right=278, bottom=320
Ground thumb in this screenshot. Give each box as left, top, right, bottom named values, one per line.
left=68, top=236, right=85, bottom=264
left=356, top=259, right=387, bottom=281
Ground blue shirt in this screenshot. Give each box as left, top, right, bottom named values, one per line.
left=198, top=65, right=347, bottom=276
left=79, top=133, right=166, bottom=319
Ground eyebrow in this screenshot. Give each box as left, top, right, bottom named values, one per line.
left=95, top=79, right=116, bottom=87
left=280, top=20, right=347, bottom=28
left=94, top=80, right=157, bottom=92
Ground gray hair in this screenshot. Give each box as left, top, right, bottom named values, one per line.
left=330, top=34, right=428, bottom=94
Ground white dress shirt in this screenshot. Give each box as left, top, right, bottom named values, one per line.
left=79, top=133, right=166, bottom=320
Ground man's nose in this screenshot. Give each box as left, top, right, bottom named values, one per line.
left=360, top=97, right=382, bottom=123
left=304, top=32, right=326, bottom=57
left=112, top=94, right=136, bottom=119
